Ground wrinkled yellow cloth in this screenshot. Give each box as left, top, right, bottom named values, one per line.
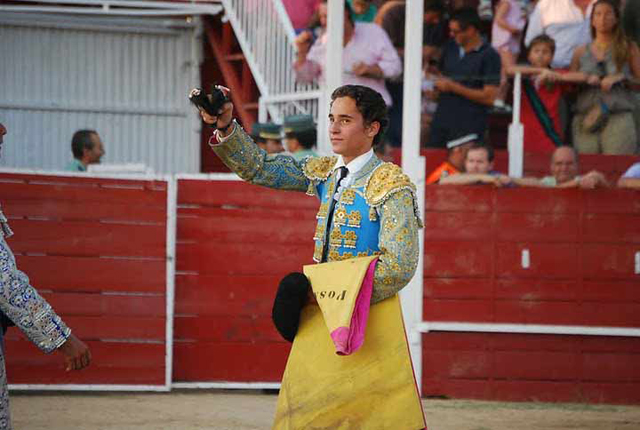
left=273, top=260, right=426, bottom=429
left=303, top=256, right=377, bottom=355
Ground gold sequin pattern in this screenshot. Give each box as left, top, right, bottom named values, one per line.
left=341, top=188, right=356, bottom=205
left=343, top=230, right=358, bottom=248
left=347, top=210, right=362, bottom=228
left=303, top=156, right=339, bottom=181
left=329, top=227, right=343, bottom=247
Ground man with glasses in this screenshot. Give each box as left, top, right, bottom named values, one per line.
left=427, top=7, right=501, bottom=148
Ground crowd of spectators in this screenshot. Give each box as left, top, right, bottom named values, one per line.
left=281, top=0, right=640, bottom=188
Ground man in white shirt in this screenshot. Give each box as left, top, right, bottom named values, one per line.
left=524, top=0, right=595, bottom=68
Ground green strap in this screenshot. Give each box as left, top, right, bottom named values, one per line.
left=522, top=79, right=564, bottom=147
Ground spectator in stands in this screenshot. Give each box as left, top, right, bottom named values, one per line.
left=306, top=1, right=328, bottom=40
left=491, top=0, right=526, bottom=110
left=349, top=0, right=377, bottom=22
left=427, top=8, right=501, bottom=148
left=64, top=129, right=105, bottom=172
left=255, top=123, right=285, bottom=154
left=622, top=0, right=640, bottom=151
left=517, top=146, right=610, bottom=187
left=421, top=48, right=442, bottom=146
left=376, top=0, right=448, bottom=147
left=426, top=133, right=477, bottom=184
left=294, top=1, right=402, bottom=108
left=617, top=161, right=640, bottom=188
left=440, top=142, right=513, bottom=185
left=0, top=123, right=5, bottom=157
left=622, top=0, right=640, bottom=45
left=570, top=0, right=640, bottom=155
left=283, top=114, right=318, bottom=161
left=524, top=0, right=595, bottom=69
left=0, top=122, right=92, bottom=430
left=283, top=0, right=322, bottom=33
left=509, top=35, right=592, bottom=153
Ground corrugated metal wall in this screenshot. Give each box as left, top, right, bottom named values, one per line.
left=0, top=14, right=202, bottom=174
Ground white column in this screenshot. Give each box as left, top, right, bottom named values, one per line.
left=508, top=72, right=524, bottom=177
left=318, top=0, right=344, bottom=155
left=400, top=0, right=426, bottom=395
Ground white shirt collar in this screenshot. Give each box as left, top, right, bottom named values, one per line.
left=333, top=149, right=374, bottom=176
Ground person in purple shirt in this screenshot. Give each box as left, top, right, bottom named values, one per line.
left=293, top=0, right=402, bottom=107
left=617, top=161, right=640, bottom=188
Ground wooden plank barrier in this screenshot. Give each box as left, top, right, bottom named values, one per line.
left=173, top=179, right=318, bottom=383
left=0, top=173, right=169, bottom=388
left=422, top=185, right=640, bottom=404
left=3, top=171, right=639, bottom=403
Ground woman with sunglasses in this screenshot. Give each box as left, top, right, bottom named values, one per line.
left=570, top=0, right=640, bottom=154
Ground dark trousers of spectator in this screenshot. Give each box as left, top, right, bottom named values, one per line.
left=386, top=79, right=403, bottom=147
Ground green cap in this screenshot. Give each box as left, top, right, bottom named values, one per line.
left=259, top=122, right=282, bottom=140
left=250, top=122, right=263, bottom=139
left=283, top=114, right=315, bottom=134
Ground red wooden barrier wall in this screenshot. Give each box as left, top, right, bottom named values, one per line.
left=2, top=171, right=638, bottom=404
left=0, top=173, right=169, bottom=387
left=173, top=179, right=317, bottom=383
left=422, top=186, right=640, bottom=403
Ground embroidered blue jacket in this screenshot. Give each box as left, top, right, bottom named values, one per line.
left=211, top=123, right=422, bottom=304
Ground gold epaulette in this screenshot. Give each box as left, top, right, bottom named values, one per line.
left=365, top=162, right=416, bottom=207
left=303, top=156, right=338, bottom=196
left=302, top=156, right=339, bottom=181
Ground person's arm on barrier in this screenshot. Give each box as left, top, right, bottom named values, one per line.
left=0, top=235, right=90, bottom=370
left=200, top=95, right=310, bottom=193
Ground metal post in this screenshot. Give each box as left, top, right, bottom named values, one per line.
left=400, top=0, right=426, bottom=395
left=318, top=0, right=344, bottom=155
left=508, top=72, right=524, bottom=177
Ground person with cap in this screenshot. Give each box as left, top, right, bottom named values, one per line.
left=283, top=114, right=318, bottom=161
left=257, top=122, right=285, bottom=154
left=64, top=129, right=105, bottom=172
left=440, top=142, right=513, bottom=186
left=0, top=123, right=92, bottom=429
left=426, top=132, right=477, bottom=184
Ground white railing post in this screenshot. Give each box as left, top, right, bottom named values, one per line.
left=508, top=72, right=524, bottom=177
left=400, top=0, right=425, bottom=396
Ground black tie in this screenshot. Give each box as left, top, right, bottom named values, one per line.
left=322, top=166, right=348, bottom=262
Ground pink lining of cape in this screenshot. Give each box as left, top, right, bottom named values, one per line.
left=330, top=258, right=378, bottom=355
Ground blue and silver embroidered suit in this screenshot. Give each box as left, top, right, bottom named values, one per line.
left=0, top=207, right=71, bottom=430
left=211, top=124, right=423, bottom=304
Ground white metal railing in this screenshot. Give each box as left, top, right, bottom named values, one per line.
left=220, top=0, right=321, bottom=127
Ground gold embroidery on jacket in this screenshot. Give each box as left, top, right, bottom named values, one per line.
left=343, top=230, right=357, bottom=249
left=333, top=206, right=348, bottom=226
left=303, top=156, right=339, bottom=181
left=329, top=227, right=343, bottom=247
left=313, top=223, right=326, bottom=241
left=341, top=189, right=356, bottom=205
left=313, top=241, right=323, bottom=262
left=316, top=201, right=329, bottom=219
left=347, top=210, right=362, bottom=228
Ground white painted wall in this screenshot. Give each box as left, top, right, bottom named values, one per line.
left=0, top=13, right=202, bottom=174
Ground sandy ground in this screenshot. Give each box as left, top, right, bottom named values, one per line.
left=10, top=390, right=640, bottom=430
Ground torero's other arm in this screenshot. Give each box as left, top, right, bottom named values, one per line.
left=0, top=235, right=90, bottom=370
